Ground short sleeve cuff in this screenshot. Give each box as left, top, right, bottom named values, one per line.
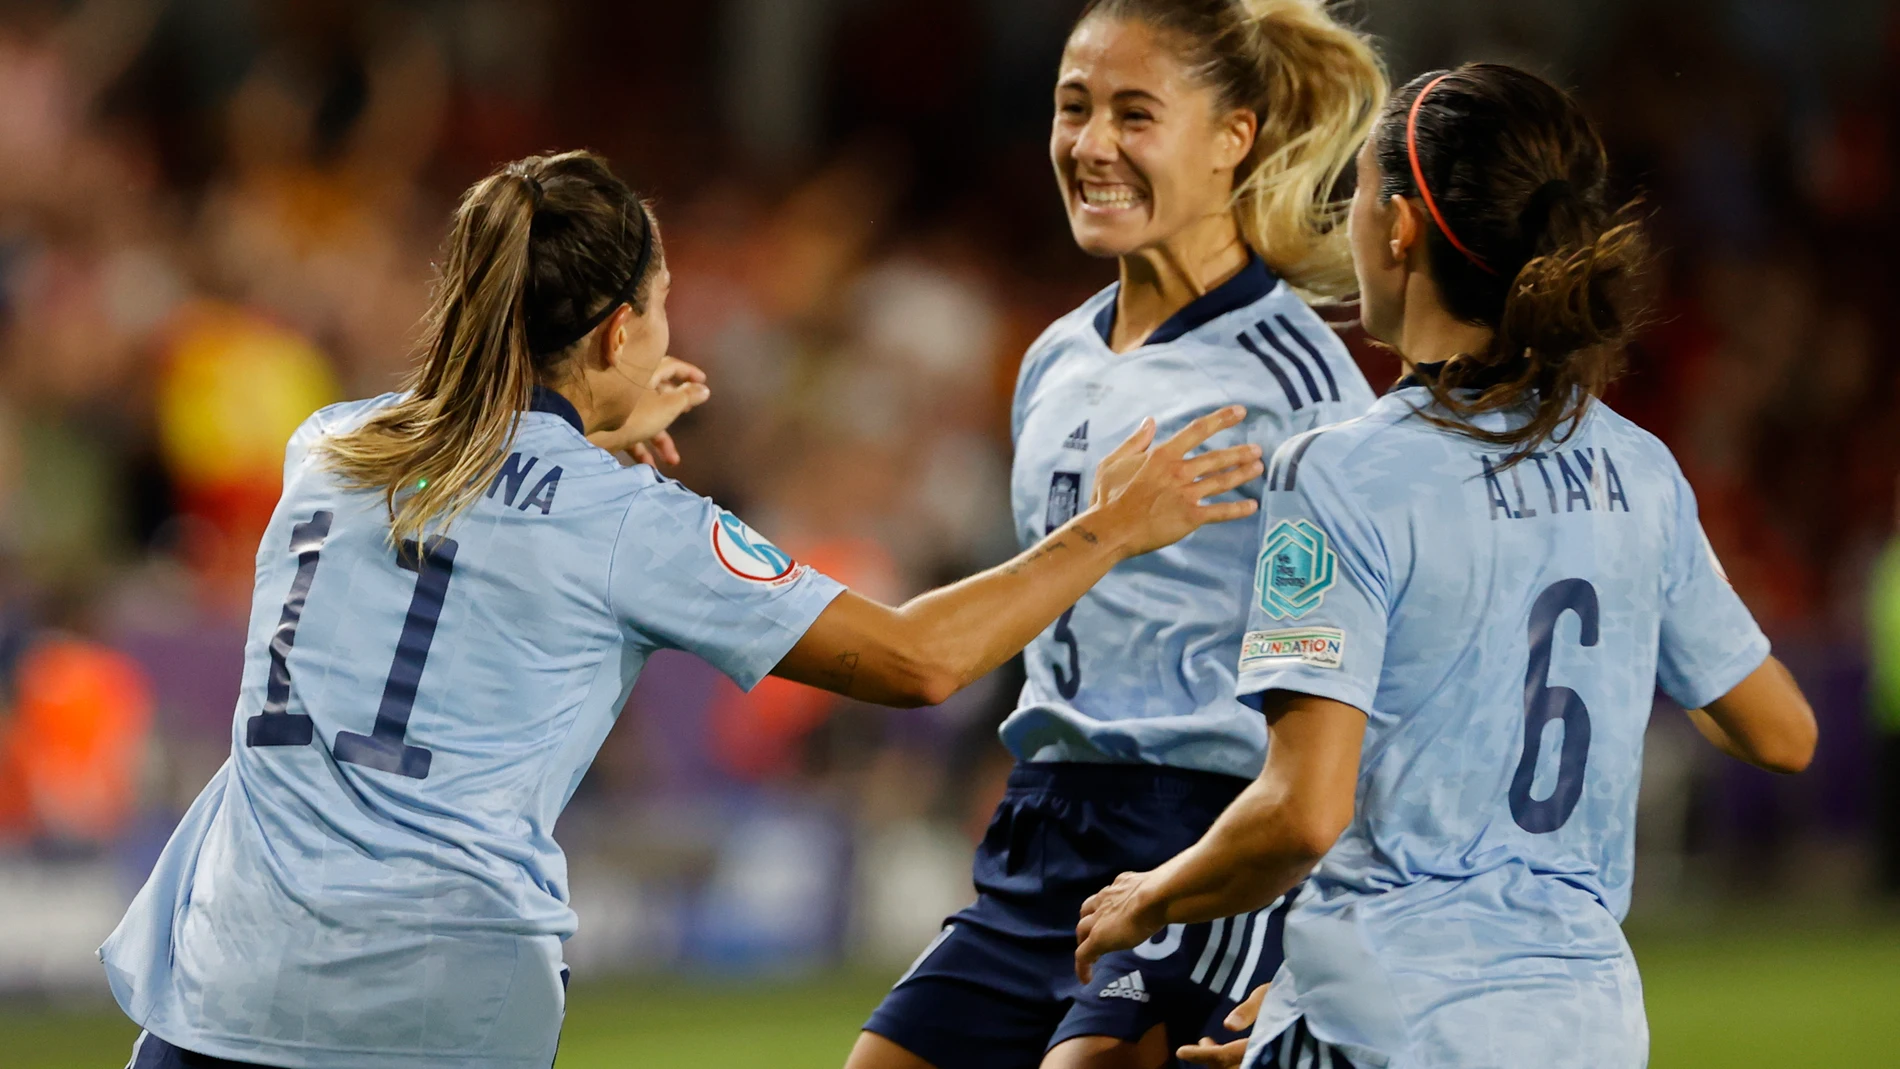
left=1238, top=669, right=1375, bottom=716
left=721, top=568, right=849, bottom=691
left=1660, top=632, right=1771, bottom=711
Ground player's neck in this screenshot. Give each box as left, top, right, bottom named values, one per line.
left=1110, top=215, right=1249, bottom=353
left=1397, top=282, right=1495, bottom=371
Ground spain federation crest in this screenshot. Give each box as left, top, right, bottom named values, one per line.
left=1255, top=519, right=1337, bottom=620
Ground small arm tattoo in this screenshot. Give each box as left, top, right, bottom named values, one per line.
left=825, top=651, right=860, bottom=692
left=1005, top=539, right=1068, bottom=576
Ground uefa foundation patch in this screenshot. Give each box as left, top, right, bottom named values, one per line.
left=711, top=511, right=800, bottom=586
left=1240, top=627, right=1345, bottom=671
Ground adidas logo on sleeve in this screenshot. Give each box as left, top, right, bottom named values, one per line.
left=1098, top=970, right=1150, bottom=1002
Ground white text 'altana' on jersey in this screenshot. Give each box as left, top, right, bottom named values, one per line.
left=1002, top=255, right=1377, bottom=780
left=100, top=388, right=844, bottom=1069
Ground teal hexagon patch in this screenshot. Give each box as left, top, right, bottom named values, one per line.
left=1255, top=519, right=1337, bottom=620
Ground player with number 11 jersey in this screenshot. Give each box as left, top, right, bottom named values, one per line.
left=100, top=151, right=1270, bottom=1069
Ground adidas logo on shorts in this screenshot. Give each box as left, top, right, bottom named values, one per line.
left=1098, top=970, right=1150, bottom=1003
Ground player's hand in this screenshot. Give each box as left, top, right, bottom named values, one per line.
left=590, top=356, right=710, bottom=465
left=1088, top=406, right=1261, bottom=560
left=1075, top=869, right=1168, bottom=984
left=1176, top=983, right=1269, bottom=1068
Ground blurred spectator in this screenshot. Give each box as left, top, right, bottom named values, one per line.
left=0, top=636, right=152, bottom=849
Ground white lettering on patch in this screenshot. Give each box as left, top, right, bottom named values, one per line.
left=1239, top=627, right=1345, bottom=672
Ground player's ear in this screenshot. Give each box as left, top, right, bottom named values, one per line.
left=1215, top=107, right=1257, bottom=174
left=1387, top=195, right=1422, bottom=266
left=596, top=304, right=635, bottom=373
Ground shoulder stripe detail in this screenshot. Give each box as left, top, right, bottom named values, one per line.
left=1277, top=431, right=1324, bottom=492
left=1276, top=315, right=1340, bottom=402
left=1257, top=320, right=1324, bottom=405
left=1236, top=332, right=1305, bottom=412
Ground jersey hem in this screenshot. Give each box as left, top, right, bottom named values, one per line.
left=128, top=1023, right=560, bottom=1069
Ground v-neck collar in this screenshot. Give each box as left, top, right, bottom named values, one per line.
left=1093, top=253, right=1277, bottom=351
left=529, top=384, right=585, bottom=434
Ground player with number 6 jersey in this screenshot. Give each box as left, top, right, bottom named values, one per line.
left=1072, top=65, right=1818, bottom=1069
left=100, top=151, right=1269, bottom=1069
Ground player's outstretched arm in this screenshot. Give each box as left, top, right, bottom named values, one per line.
left=1687, top=655, right=1816, bottom=775
left=772, top=406, right=1264, bottom=708
left=1073, top=691, right=1364, bottom=983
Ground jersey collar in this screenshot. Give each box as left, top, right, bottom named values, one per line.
left=529, top=384, right=585, bottom=434
left=1388, top=361, right=1444, bottom=393
left=1387, top=359, right=1521, bottom=394
left=1092, top=252, right=1277, bottom=349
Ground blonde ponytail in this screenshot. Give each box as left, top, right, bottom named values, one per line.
left=320, top=151, right=660, bottom=545
left=1233, top=0, right=1386, bottom=297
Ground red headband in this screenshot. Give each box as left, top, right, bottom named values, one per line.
left=1406, top=73, right=1498, bottom=277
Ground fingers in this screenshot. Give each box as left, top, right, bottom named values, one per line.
left=1074, top=938, right=1100, bottom=985
left=650, top=430, right=681, bottom=466
left=628, top=443, right=657, bottom=468
left=1183, top=442, right=1264, bottom=479
left=1105, top=417, right=1158, bottom=462
left=1226, top=983, right=1269, bottom=1031
left=1073, top=900, right=1103, bottom=985
left=652, top=356, right=708, bottom=387
left=666, top=380, right=713, bottom=411
left=1177, top=1038, right=1247, bottom=1069
left=1193, top=499, right=1260, bottom=526
left=1159, top=405, right=1247, bottom=459
left=1192, top=458, right=1266, bottom=501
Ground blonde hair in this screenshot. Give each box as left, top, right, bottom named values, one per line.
left=320, top=151, right=659, bottom=545
left=1078, top=0, right=1387, bottom=297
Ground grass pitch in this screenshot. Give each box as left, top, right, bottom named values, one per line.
left=7, top=924, right=1896, bottom=1067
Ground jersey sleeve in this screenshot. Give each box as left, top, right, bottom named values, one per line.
left=282, top=393, right=403, bottom=481
left=1655, top=463, right=1770, bottom=709
left=610, top=478, right=847, bottom=690
left=1235, top=437, right=1389, bottom=714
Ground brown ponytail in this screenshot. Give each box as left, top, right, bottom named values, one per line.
left=320, top=151, right=662, bottom=544
left=1075, top=0, right=1387, bottom=297
left=1374, top=64, right=1654, bottom=462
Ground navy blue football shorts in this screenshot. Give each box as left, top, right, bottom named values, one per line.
left=863, top=762, right=1290, bottom=1069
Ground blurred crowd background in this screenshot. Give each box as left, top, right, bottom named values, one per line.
left=0, top=0, right=1895, bottom=992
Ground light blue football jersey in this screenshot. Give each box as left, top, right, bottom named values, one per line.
left=99, top=389, right=844, bottom=1069
left=1000, top=257, right=1376, bottom=780
left=1236, top=377, right=1769, bottom=1069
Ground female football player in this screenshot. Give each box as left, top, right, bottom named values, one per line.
left=1075, top=64, right=1818, bottom=1069
left=100, top=150, right=1267, bottom=1069
left=850, top=3, right=1385, bottom=1068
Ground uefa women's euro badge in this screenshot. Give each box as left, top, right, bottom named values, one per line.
left=711, top=511, right=800, bottom=586
left=1255, top=519, right=1336, bottom=620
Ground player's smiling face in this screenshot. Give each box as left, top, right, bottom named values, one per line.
left=1051, top=17, right=1252, bottom=258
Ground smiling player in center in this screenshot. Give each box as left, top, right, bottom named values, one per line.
left=847, top=3, right=1385, bottom=1069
